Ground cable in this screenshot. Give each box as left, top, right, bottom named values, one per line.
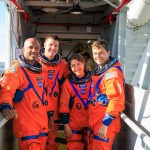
left=127, top=0, right=150, bottom=30
left=144, top=0, right=150, bottom=5
left=10, top=6, right=19, bottom=48
left=127, top=18, right=149, bottom=31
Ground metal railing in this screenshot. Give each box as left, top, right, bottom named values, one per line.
left=0, top=113, right=7, bottom=128
left=120, top=112, right=150, bottom=148
left=1, top=112, right=150, bottom=148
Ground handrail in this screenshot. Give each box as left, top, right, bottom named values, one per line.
left=0, top=113, right=7, bottom=128
left=120, top=112, right=150, bottom=148
left=1, top=112, right=150, bottom=148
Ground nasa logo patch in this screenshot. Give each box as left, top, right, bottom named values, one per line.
left=80, top=89, right=86, bottom=95
left=48, top=70, right=55, bottom=79
left=37, top=76, right=43, bottom=88
left=48, top=74, right=53, bottom=79
left=38, top=81, right=43, bottom=88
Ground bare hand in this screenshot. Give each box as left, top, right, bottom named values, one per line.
left=97, top=124, right=108, bottom=140
left=2, top=109, right=17, bottom=120
left=48, top=117, right=54, bottom=132
left=64, top=124, right=72, bottom=138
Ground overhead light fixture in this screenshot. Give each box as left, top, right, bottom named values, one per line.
left=87, top=40, right=91, bottom=44
left=42, top=8, right=59, bottom=13
left=69, top=3, right=84, bottom=14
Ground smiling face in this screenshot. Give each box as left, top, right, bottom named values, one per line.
left=92, top=46, right=110, bottom=67
left=23, top=38, right=40, bottom=65
left=44, top=38, right=59, bottom=60
left=70, top=59, right=85, bottom=78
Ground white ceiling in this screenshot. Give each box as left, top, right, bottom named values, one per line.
left=21, top=0, right=120, bottom=40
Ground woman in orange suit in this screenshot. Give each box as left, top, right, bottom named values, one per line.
left=88, top=39, right=125, bottom=150
left=59, top=54, right=92, bottom=150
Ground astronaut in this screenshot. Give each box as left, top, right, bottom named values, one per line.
left=0, top=38, right=54, bottom=150
left=59, top=54, right=91, bottom=150
left=89, top=39, right=125, bottom=150
left=38, top=35, right=69, bottom=150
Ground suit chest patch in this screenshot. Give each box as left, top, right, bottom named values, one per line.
left=79, top=84, right=87, bottom=88
left=48, top=70, right=55, bottom=79
left=80, top=89, right=86, bottom=95
left=36, top=76, right=43, bottom=88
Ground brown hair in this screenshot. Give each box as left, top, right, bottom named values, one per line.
left=68, top=53, right=88, bottom=72
left=44, top=35, right=59, bottom=42
left=92, top=39, right=110, bottom=52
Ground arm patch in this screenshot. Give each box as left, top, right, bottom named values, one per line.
left=105, top=71, right=118, bottom=80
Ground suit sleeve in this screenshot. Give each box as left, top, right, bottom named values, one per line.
left=46, top=86, right=54, bottom=118
left=59, top=80, right=71, bottom=124
left=102, top=67, right=125, bottom=126
left=0, top=66, right=21, bottom=112
left=46, top=94, right=54, bottom=118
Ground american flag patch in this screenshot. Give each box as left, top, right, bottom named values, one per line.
left=105, top=71, right=118, bottom=80
left=10, top=66, right=17, bottom=73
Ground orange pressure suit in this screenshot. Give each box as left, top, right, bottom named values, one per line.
left=0, top=55, right=54, bottom=150
left=39, top=50, right=69, bottom=150
left=59, top=71, right=91, bottom=150
left=88, top=57, right=125, bottom=150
